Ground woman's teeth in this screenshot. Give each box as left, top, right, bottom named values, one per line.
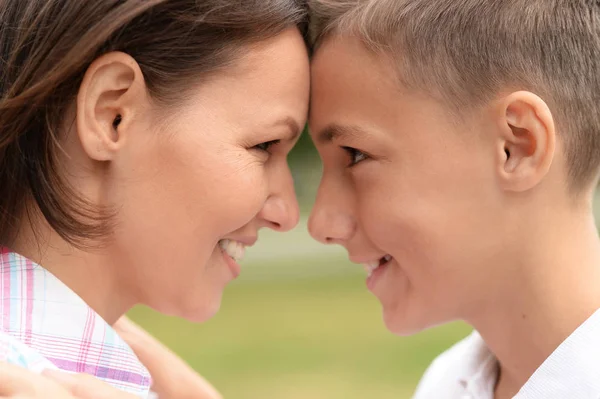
left=219, top=239, right=246, bottom=262
left=363, top=255, right=392, bottom=277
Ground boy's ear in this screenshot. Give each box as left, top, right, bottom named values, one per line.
left=494, top=91, right=556, bottom=192
left=76, top=51, right=147, bottom=162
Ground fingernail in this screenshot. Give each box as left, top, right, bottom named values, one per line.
left=42, top=369, right=78, bottom=385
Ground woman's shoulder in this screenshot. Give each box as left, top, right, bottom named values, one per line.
left=0, top=330, right=58, bottom=372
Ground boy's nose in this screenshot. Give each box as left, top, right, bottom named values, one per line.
left=308, top=176, right=356, bottom=244
left=308, top=206, right=356, bottom=245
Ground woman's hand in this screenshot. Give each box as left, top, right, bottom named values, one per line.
left=113, top=317, right=222, bottom=399
left=0, top=362, right=74, bottom=399
left=0, top=362, right=136, bottom=399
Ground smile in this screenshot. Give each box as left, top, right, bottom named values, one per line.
left=218, top=239, right=246, bottom=262
left=363, top=255, right=392, bottom=277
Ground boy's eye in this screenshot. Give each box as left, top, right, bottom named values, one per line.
left=253, top=140, right=280, bottom=153
left=341, top=146, right=368, bottom=167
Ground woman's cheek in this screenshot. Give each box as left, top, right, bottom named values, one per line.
left=219, top=168, right=269, bottom=226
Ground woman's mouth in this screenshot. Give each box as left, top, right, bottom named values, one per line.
left=218, top=239, right=246, bottom=278
left=218, top=239, right=246, bottom=262
left=363, top=254, right=392, bottom=277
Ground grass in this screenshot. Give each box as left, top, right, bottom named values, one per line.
left=128, top=257, right=472, bottom=399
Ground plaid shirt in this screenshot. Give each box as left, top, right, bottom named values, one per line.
left=0, top=247, right=152, bottom=397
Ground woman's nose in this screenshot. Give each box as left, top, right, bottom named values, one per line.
left=259, top=194, right=300, bottom=232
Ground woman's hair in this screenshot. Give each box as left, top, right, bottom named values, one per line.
left=0, top=0, right=307, bottom=248
left=310, top=0, right=600, bottom=191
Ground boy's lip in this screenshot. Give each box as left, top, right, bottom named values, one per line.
left=349, top=254, right=389, bottom=264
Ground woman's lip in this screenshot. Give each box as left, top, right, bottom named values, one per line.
left=223, top=236, right=258, bottom=247
left=221, top=249, right=241, bottom=278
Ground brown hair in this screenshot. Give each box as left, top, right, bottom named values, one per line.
left=310, top=0, right=600, bottom=190
left=0, top=0, right=307, bottom=248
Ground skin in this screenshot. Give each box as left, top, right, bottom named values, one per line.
left=308, top=35, right=600, bottom=398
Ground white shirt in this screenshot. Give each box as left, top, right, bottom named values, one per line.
left=413, top=309, right=600, bottom=399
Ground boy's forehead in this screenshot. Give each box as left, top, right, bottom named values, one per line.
left=310, top=41, right=400, bottom=119
left=311, top=35, right=397, bottom=85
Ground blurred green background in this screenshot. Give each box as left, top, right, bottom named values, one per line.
left=129, top=133, right=600, bottom=399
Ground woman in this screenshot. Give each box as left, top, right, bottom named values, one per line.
left=0, top=0, right=309, bottom=397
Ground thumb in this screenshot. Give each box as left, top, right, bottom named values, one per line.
left=42, top=370, right=139, bottom=399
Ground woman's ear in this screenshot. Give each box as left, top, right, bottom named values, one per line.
left=76, top=51, right=147, bottom=162
left=494, top=91, right=556, bottom=192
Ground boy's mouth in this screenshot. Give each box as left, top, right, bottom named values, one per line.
left=363, top=255, right=392, bottom=277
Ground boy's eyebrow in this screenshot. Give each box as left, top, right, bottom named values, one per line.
left=316, top=123, right=368, bottom=143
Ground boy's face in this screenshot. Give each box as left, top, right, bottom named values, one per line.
left=309, top=36, right=511, bottom=334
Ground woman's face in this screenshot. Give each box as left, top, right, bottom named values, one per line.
left=100, top=29, right=309, bottom=321
left=309, top=36, right=506, bottom=335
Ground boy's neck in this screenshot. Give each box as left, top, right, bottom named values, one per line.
left=469, top=205, right=600, bottom=397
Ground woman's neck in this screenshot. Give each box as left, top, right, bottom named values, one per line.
left=468, top=210, right=600, bottom=398
left=11, top=213, right=133, bottom=325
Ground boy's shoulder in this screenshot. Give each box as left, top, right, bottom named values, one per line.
left=412, top=331, right=498, bottom=399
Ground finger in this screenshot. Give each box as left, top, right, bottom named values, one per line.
left=43, top=370, right=137, bottom=399
left=113, top=317, right=221, bottom=399
left=113, top=317, right=184, bottom=376
left=0, top=363, right=73, bottom=397
left=0, top=363, right=38, bottom=395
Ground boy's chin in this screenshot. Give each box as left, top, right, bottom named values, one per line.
left=382, top=308, right=438, bottom=336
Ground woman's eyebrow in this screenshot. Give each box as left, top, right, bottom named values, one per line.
left=315, top=123, right=368, bottom=144
left=270, top=116, right=302, bottom=141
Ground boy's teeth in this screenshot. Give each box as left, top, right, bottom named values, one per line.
left=219, top=239, right=246, bottom=262
left=362, top=256, right=392, bottom=277
left=363, top=260, right=380, bottom=277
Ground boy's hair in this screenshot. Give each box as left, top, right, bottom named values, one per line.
left=310, top=0, right=600, bottom=190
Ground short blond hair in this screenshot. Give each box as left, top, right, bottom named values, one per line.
left=310, top=0, right=600, bottom=189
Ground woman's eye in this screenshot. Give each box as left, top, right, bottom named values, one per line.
left=341, top=146, right=368, bottom=167
left=253, top=140, right=280, bottom=153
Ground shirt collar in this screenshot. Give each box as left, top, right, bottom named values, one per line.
left=0, top=248, right=151, bottom=397
left=457, top=331, right=499, bottom=398
left=456, top=307, right=600, bottom=399
left=515, top=307, right=600, bottom=398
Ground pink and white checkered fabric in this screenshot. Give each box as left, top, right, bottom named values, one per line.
left=0, top=247, right=152, bottom=397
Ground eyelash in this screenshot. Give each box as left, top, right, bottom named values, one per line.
left=253, top=140, right=281, bottom=153
left=341, top=146, right=369, bottom=167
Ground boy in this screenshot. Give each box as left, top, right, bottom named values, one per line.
left=308, top=0, right=600, bottom=398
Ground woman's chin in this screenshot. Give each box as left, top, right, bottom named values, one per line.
left=152, top=291, right=224, bottom=324
left=183, top=297, right=223, bottom=323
